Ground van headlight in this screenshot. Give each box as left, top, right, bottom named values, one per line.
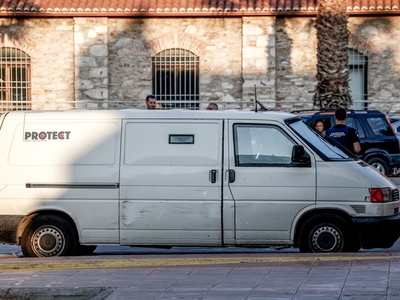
left=369, top=188, right=392, bottom=203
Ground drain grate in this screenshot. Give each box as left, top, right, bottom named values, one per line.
left=0, top=287, right=115, bottom=300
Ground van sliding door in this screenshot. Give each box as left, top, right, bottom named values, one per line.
left=120, top=120, right=224, bottom=246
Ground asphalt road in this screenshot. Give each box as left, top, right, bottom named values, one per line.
left=1, top=176, right=400, bottom=257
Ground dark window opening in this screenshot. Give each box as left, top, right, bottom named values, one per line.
left=152, top=49, right=199, bottom=110
left=0, top=47, right=31, bottom=112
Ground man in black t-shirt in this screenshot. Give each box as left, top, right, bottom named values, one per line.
left=326, top=108, right=361, bottom=156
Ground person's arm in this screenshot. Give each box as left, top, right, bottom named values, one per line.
left=349, top=127, right=361, bottom=154
left=353, top=141, right=361, bottom=154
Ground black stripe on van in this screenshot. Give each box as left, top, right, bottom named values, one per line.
left=26, top=183, right=119, bottom=189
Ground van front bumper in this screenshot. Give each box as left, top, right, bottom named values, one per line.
left=353, top=214, right=400, bottom=249
left=0, top=215, right=25, bottom=244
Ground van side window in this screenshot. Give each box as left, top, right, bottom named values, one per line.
left=234, top=124, right=295, bottom=166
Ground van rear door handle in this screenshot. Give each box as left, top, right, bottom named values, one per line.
left=210, top=169, right=217, bottom=183
left=229, top=170, right=235, bottom=183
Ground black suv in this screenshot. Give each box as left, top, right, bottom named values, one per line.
left=297, top=110, right=400, bottom=176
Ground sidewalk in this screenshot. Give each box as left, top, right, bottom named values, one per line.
left=1, top=251, right=400, bottom=299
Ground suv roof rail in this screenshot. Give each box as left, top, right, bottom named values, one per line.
left=310, top=109, right=384, bottom=116
left=290, top=109, right=319, bottom=114
left=292, top=108, right=385, bottom=116
left=345, top=109, right=384, bottom=115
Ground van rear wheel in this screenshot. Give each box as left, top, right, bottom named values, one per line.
left=298, top=214, right=360, bottom=253
left=21, top=214, right=79, bottom=257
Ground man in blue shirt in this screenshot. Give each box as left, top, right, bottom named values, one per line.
left=326, top=108, right=361, bottom=156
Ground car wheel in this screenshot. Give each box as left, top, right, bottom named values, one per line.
left=21, top=214, right=79, bottom=257
left=298, top=214, right=360, bottom=253
left=366, top=157, right=389, bottom=175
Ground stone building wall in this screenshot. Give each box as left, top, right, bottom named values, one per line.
left=275, top=18, right=317, bottom=112
left=74, top=18, right=109, bottom=109
left=0, top=18, right=75, bottom=110
left=241, top=17, right=276, bottom=110
left=0, top=15, right=399, bottom=113
left=348, top=17, right=400, bottom=113
left=107, top=18, right=243, bottom=110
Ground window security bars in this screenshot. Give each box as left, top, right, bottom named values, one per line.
left=0, top=47, right=31, bottom=112
left=152, top=48, right=199, bottom=110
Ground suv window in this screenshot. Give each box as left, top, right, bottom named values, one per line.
left=346, top=117, right=366, bottom=138
left=366, top=116, right=393, bottom=136
left=308, top=117, right=332, bottom=133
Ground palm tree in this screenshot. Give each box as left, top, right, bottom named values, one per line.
left=312, top=0, right=352, bottom=109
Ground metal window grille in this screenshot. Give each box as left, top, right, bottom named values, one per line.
left=152, top=48, right=199, bottom=110
left=349, top=48, right=368, bottom=110
left=0, top=47, right=31, bottom=112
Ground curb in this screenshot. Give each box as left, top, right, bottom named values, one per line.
left=1, top=253, right=399, bottom=271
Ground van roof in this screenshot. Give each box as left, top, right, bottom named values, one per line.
left=3, top=109, right=297, bottom=122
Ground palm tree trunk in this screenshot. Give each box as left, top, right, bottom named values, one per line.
left=312, top=0, right=352, bottom=109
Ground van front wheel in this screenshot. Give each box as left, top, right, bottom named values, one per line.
left=21, top=215, right=79, bottom=257
left=298, top=214, right=359, bottom=253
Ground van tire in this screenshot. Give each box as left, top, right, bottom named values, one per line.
left=298, top=214, right=359, bottom=253
left=21, top=214, right=79, bottom=257
left=366, top=157, right=388, bottom=175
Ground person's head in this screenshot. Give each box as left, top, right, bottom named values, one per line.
left=334, top=108, right=347, bottom=122
left=206, top=103, right=218, bottom=110
left=315, top=120, right=324, bottom=133
left=146, top=95, right=156, bottom=109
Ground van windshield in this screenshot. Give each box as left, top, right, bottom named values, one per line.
left=287, top=118, right=351, bottom=160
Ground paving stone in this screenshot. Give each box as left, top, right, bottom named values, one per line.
left=0, top=252, right=400, bottom=299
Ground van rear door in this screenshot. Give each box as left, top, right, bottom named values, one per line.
left=120, top=119, right=224, bottom=246
left=226, top=120, right=316, bottom=245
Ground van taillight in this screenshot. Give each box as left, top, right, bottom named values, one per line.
left=370, top=188, right=391, bottom=203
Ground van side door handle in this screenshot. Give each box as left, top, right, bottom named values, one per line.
left=210, top=169, right=217, bottom=183
left=229, top=170, right=235, bottom=183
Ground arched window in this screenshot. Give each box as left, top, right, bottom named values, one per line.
left=0, top=47, right=31, bottom=112
left=348, top=48, right=368, bottom=110
left=152, top=49, right=199, bottom=110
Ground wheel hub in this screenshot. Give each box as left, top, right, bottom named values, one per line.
left=33, top=227, right=65, bottom=257
left=312, top=226, right=342, bottom=252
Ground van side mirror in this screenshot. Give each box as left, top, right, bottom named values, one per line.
left=291, top=145, right=311, bottom=167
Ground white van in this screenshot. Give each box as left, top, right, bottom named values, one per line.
left=0, top=109, right=399, bottom=257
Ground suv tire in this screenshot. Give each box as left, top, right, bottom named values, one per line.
left=366, top=157, right=389, bottom=175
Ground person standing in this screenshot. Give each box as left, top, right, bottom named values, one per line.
left=326, top=108, right=361, bottom=156
left=145, top=95, right=157, bottom=109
